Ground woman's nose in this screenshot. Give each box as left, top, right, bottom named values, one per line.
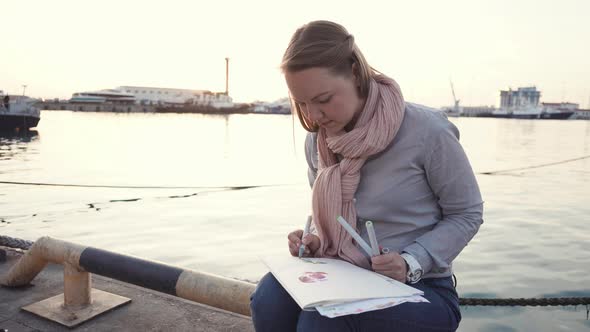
left=307, top=104, right=323, bottom=122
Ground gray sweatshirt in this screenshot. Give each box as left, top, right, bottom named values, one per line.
left=305, top=102, right=484, bottom=279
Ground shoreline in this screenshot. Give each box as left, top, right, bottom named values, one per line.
left=37, top=102, right=291, bottom=115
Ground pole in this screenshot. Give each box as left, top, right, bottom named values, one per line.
left=225, top=57, right=229, bottom=96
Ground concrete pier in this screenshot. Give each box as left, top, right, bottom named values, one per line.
left=0, top=248, right=254, bottom=331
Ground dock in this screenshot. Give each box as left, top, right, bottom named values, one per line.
left=0, top=248, right=254, bottom=332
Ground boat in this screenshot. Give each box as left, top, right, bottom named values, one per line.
left=484, top=106, right=541, bottom=119
left=479, top=105, right=575, bottom=120
left=471, top=87, right=574, bottom=120
left=0, top=91, right=41, bottom=131
left=539, top=109, right=575, bottom=119
left=70, top=89, right=135, bottom=104
left=539, top=102, right=577, bottom=119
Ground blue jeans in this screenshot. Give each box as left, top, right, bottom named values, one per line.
left=250, top=272, right=461, bottom=332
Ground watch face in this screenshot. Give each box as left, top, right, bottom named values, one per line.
left=408, top=269, right=423, bottom=283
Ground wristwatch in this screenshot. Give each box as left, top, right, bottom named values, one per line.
left=400, top=253, right=423, bottom=284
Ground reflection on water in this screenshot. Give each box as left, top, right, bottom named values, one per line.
left=1, top=111, right=590, bottom=331
left=0, top=130, right=39, bottom=160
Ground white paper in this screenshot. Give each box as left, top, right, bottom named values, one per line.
left=261, top=255, right=423, bottom=310
left=316, top=295, right=429, bottom=318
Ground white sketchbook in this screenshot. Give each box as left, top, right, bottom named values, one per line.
left=316, top=295, right=429, bottom=318
left=261, top=255, right=424, bottom=310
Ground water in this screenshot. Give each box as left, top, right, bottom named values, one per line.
left=1, top=111, right=589, bottom=331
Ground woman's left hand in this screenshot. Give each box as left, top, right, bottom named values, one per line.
left=371, top=252, right=407, bottom=283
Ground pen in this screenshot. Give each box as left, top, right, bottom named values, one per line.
left=298, top=216, right=312, bottom=258
left=365, top=220, right=381, bottom=257
left=336, top=216, right=373, bottom=257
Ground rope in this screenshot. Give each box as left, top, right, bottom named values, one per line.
left=479, top=154, right=590, bottom=175
left=1, top=235, right=589, bottom=307
left=0, top=181, right=292, bottom=190
left=460, top=297, right=590, bottom=306
left=0, top=235, right=34, bottom=250
left=1, top=154, right=588, bottom=189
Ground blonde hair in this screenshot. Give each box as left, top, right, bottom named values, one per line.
left=281, top=20, right=376, bottom=132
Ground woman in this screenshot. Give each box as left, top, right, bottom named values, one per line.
left=250, top=20, right=483, bottom=332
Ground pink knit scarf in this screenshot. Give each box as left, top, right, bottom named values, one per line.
left=311, top=74, right=405, bottom=269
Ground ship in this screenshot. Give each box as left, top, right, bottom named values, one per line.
left=482, top=108, right=575, bottom=119
left=70, top=89, right=136, bottom=104
left=484, top=87, right=575, bottom=119
left=442, top=85, right=575, bottom=119
left=0, top=91, right=41, bottom=131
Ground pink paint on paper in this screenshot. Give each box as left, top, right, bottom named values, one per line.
left=298, top=271, right=328, bottom=283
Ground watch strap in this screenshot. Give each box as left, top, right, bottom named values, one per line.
left=401, top=252, right=423, bottom=284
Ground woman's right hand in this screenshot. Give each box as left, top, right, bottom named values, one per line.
left=288, top=229, right=321, bottom=257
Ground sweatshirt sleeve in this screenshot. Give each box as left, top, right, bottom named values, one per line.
left=402, top=117, right=484, bottom=275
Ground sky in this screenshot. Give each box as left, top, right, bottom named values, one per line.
left=2, top=0, right=589, bottom=108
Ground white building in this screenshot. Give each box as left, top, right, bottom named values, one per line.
left=116, top=86, right=233, bottom=108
